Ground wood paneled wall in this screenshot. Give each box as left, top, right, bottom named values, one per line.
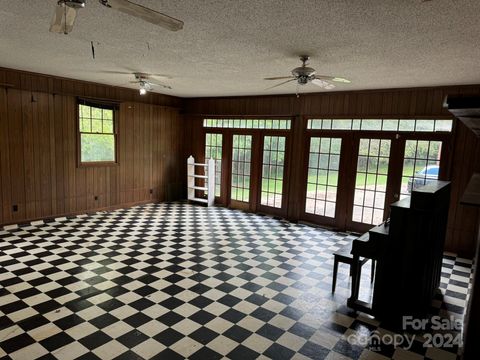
left=1, top=66, right=479, bottom=257
left=0, top=68, right=184, bottom=226
left=184, top=85, right=480, bottom=258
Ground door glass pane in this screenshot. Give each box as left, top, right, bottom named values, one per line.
left=231, top=135, right=252, bottom=203
left=353, top=139, right=391, bottom=225
left=261, top=136, right=286, bottom=208
left=305, top=137, right=342, bottom=217
left=205, top=133, right=223, bottom=197
left=401, top=140, right=442, bottom=199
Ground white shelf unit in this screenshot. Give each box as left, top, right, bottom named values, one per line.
left=187, top=156, right=215, bottom=206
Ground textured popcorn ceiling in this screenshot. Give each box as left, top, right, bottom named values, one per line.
left=0, top=0, right=479, bottom=97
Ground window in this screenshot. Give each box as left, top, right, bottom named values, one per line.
left=204, top=118, right=291, bottom=130
left=205, top=133, right=223, bottom=197
left=307, top=118, right=452, bottom=132
left=78, top=101, right=116, bottom=164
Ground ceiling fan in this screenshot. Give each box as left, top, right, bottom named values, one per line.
left=129, top=73, right=172, bottom=95
left=50, top=0, right=184, bottom=35
left=264, top=56, right=351, bottom=91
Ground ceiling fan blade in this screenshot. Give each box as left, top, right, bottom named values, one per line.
left=264, top=76, right=294, bottom=81
left=151, top=74, right=173, bottom=80
left=50, top=4, right=77, bottom=34
left=150, top=81, right=172, bottom=90
left=314, top=75, right=334, bottom=81
left=265, top=78, right=296, bottom=90
left=49, top=5, right=64, bottom=33
left=331, top=77, right=351, bottom=83
left=98, top=71, right=172, bottom=80
left=312, top=79, right=336, bottom=90
left=316, top=75, right=351, bottom=83
left=100, top=70, right=138, bottom=75
left=99, top=0, right=184, bottom=31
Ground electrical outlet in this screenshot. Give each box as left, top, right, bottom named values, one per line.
left=12, top=205, right=18, bottom=212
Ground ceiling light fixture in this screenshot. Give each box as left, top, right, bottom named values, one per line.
left=139, top=81, right=148, bottom=95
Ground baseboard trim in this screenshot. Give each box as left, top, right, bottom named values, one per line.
left=0, top=199, right=164, bottom=230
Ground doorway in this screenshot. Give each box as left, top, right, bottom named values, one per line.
left=300, top=119, right=451, bottom=233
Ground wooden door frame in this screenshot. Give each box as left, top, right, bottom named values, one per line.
left=298, top=130, right=353, bottom=230
left=201, top=130, right=228, bottom=205
left=345, top=132, right=398, bottom=233
left=256, top=132, right=292, bottom=218
left=200, top=116, right=453, bottom=233
left=297, top=127, right=453, bottom=233
left=345, top=131, right=453, bottom=233
left=226, top=130, right=254, bottom=211
left=202, top=126, right=292, bottom=214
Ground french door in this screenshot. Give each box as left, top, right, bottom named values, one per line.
left=217, top=131, right=289, bottom=216
left=301, top=131, right=450, bottom=233
left=302, top=134, right=350, bottom=228
left=229, top=134, right=253, bottom=210
left=345, top=134, right=397, bottom=233
left=257, top=135, right=288, bottom=216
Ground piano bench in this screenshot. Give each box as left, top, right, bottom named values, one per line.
left=332, top=251, right=375, bottom=293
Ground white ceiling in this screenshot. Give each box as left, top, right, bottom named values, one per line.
left=0, top=0, right=479, bottom=97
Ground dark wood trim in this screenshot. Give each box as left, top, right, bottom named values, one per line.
left=256, top=133, right=291, bottom=218
left=78, top=162, right=119, bottom=168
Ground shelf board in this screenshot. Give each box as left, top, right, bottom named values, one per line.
left=188, top=186, right=208, bottom=191
left=193, top=163, right=208, bottom=166
left=461, top=173, right=480, bottom=207
left=188, top=174, right=208, bottom=179
left=188, top=197, right=209, bottom=204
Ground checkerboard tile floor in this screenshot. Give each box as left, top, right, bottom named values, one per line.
left=0, top=202, right=473, bottom=360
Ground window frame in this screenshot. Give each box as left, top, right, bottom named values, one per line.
left=77, top=99, right=119, bottom=167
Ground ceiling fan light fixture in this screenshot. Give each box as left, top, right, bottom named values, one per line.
left=297, top=76, right=310, bottom=85
left=264, top=56, right=351, bottom=92
left=139, top=80, right=148, bottom=95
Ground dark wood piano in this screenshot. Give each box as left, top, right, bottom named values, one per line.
left=347, top=180, right=451, bottom=324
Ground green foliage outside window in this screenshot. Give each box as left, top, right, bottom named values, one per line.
left=81, top=134, right=115, bottom=162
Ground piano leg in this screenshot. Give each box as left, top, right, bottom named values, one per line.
left=347, top=256, right=375, bottom=315
left=371, top=259, right=376, bottom=283
left=332, top=256, right=339, bottom=293
left=348, top=255, right=362, bottom=306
